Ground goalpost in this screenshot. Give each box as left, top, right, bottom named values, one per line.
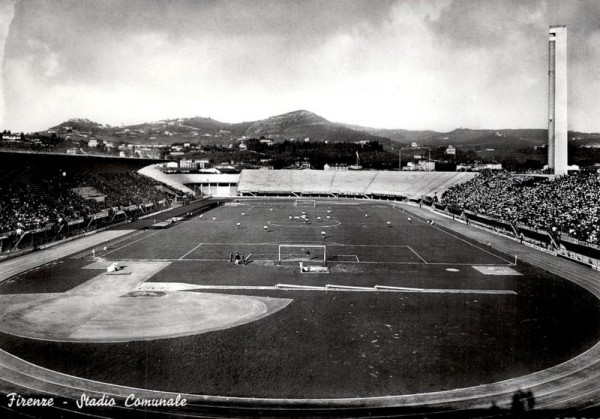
left=294, top=199, right=316, bottom=207
left=278, top=244, right=326, bottom=265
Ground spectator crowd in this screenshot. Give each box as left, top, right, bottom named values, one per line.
left=0, top=172, right=176, bottom=236
left=442, top=170, right=600, bottom=245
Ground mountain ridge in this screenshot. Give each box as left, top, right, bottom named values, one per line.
left=48, top=110, right=600, bottom=149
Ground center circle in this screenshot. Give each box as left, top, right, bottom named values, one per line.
left=268, top=219, right=341, bottom=228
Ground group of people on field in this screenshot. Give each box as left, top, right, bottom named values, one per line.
left=229, top=252, right=247, bottom=265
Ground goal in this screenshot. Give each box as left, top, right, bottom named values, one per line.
left=278, top=244, right=326, bottom=265
left=294, top=199, right=316, bottom=207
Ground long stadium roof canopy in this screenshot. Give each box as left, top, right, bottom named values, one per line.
left=0, top=150, right=171, bottom=178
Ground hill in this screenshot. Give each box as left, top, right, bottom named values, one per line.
left=48, top=111, right=391, bottom=146
left=244, top=110, right=389, bottom=144
left=51, top=118, right=109, bottom=132
left=47, top=113, right=600, bottom=150
left=345, top=125, right=600, bottom=150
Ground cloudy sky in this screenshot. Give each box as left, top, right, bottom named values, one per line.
left=1, top=0, right=599, bottom=132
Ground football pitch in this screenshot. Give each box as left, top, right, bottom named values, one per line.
left=1, top=199, right=599, bottom=400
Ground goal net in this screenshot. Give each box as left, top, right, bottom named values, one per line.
left=294, top=199, right=316, bottom=207
left=278, top=244, right=326, bottom=265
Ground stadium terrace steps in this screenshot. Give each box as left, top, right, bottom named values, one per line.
left=152, top=168, right=478, bottom=198
left=237, top=170, right=478, bottom=198
left=138, top=164, right=195, bottom=195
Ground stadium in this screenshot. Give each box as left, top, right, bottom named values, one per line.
left=2, top=2, right=600, bottom=418
left=1, top=150, right=600, bottom=418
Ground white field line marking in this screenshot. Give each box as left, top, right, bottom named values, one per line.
left=392, top=206, right=513, bottom=265
left=158, top=283, right=516, bottom=295
left=107, top=258, right=509, bottom=266
left=179, top=243, right=203, bottom=260
left=406, top=246, right=428, bottom=264
left=103, top=231, right=161, bottom=256
left=71, top=230, right=147, bottom=259
left=333, top=254, right=360, bottom=262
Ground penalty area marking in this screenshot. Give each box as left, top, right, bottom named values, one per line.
left=391, top=205, right=513, bottom=265
left=330, top=255, right=360, bottom=263
left=406, top=246, right=428, bottom=264
left=179, top=243, right=203, bottom=260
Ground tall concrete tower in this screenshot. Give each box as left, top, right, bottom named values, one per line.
left=548, top=26, right=568, bottom=176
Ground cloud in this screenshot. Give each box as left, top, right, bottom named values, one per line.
left=3, top=0, right=600, bottom=132
left=0, top=0, right=17, bottom=127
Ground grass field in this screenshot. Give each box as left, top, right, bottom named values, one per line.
left=1, top=199, right=599, bottom=399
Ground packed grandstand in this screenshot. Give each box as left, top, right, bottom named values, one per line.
left=442, top=170, right=600, bottom=246
left=1, top=151, right=599, bottom=269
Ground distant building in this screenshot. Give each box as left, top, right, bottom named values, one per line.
left=324, top=163, right=348, bottom=171
left=179, top=159, right=197, bottom=169
left=445, top=145, right=456, bottom=155
left=419, top=161, right=435, bottom=171
left=88, top=139, right=98, bottom=148
left=472, top=163, right=502, bottom=171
